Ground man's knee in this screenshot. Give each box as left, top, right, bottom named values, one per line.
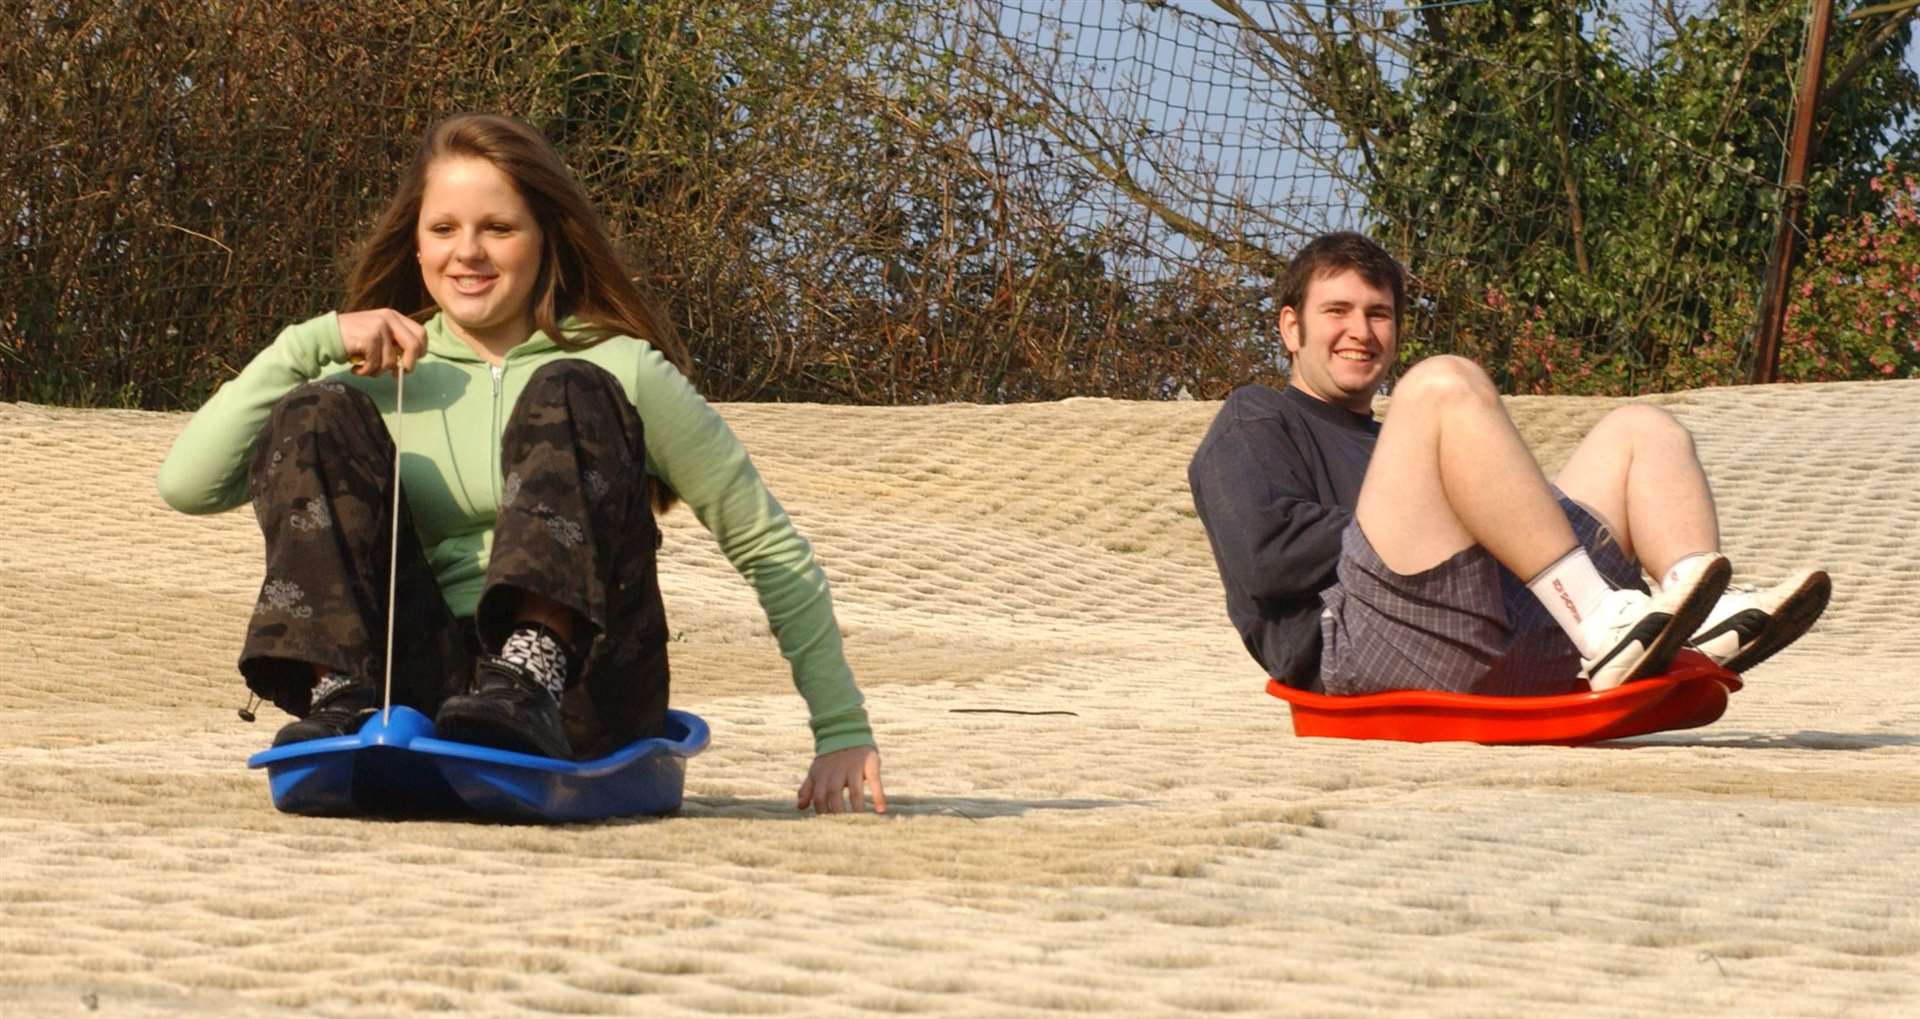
left=1595, top=403, right=1695, bottom=452
left=1392, top=355, right=1498, bottom=407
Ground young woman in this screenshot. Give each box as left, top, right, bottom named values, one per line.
left=157, top=114, right=884, bottom=813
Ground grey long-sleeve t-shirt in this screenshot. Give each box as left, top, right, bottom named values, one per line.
left=1187, top=384, right=1380, bottom=688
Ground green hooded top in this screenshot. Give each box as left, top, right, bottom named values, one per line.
left=156, top=312, right=873, bottom=754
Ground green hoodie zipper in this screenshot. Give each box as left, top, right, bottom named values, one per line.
left=490, top=361, right=505, bottom=509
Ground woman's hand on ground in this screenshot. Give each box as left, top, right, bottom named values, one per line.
left=338, top=309, right=427, bottom=376
left=797, top=745, right=886, bottom=814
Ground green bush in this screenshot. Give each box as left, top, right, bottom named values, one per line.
left=1779, top=161, right=1920, bottom=381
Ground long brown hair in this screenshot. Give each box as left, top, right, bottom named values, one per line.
left=346, top=113, right=689, bottom=508
left=346, top=113, right=687, bottom=371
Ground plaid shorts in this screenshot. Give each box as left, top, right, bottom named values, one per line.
left=1317, top=493, right=1646, bottom=697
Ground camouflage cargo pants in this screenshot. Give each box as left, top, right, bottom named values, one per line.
left=242, top=360, right=670, bottom=757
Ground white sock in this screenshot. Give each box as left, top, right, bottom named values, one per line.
left=1526, top=547, right=1616, bottom=658
left=1656, top=552, right=1716, bottom=594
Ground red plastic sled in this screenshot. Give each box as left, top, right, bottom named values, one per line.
left=1266, top=649, right=1741, bottom=745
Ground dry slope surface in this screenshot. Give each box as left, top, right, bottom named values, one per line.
left=1, top=380, right=1916, bottom=1018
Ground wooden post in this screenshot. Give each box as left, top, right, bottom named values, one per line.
left=1749, top=0, right=1835, bottom=385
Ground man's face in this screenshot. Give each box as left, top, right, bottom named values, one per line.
left=1279, top=268, right=1398, bottom=414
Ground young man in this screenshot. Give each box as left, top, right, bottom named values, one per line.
left=1189, top=232, right=1830, bottom=696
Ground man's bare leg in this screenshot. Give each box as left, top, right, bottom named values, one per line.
left=1553, top=406, right=1830, bottom=673
left=1353, top=356, right=1728, bottom=689
left=1550, top=404, right=1719, bottom=583
left=1356, top=356, right=1578, bottom=578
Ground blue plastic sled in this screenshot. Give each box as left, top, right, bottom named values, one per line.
left=246, top=707, right=710, bottom=822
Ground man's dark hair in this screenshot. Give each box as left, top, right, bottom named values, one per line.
left=1278, top=231, right=1405, bottom=326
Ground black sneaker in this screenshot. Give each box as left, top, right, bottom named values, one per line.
left=433, top=657, right=573, bottom=759
left=272, top=681, right=379, bottom=747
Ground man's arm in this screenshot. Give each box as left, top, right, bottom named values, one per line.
left=1189, top=404, right=1352, bottom=603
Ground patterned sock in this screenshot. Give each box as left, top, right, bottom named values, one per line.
left=498, top=623, right=570, bottom=702
left=312, top=672, right=356, bottom=707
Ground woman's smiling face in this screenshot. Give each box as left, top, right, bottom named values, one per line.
left=416, top=156, right=545, bottom=354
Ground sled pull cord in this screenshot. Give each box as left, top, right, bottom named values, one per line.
left=383, top=364, right=404, bottom=723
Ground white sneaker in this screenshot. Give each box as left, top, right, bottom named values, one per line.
left=1691, top=570, right=1831, bottom=673
left=1580, top=554, right=1730, bottom=691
